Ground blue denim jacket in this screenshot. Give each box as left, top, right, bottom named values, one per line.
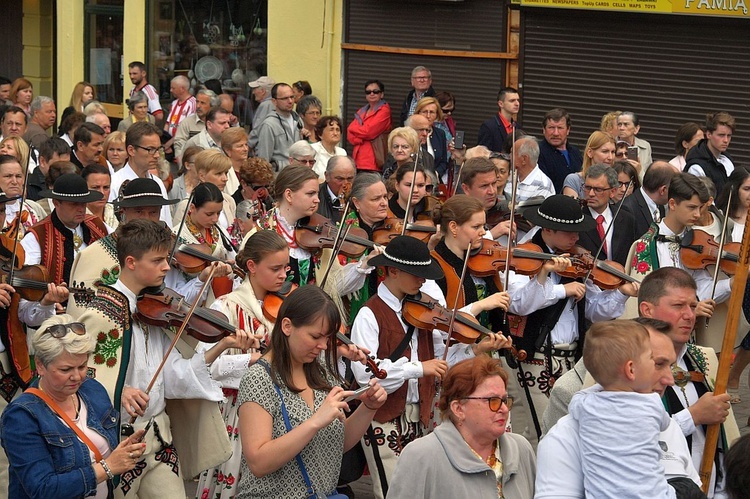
left=0, top=377, right=119, bottom=498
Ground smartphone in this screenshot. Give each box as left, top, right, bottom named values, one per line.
left=627, top=146, right=638, bottom=161
left=136, top=416, right=155, bottom=443
left=454, top=130, right=465, bottom=150
left=344, top=385, right=371, bottom=403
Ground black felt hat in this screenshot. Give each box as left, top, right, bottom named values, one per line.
left=112, top=178, right=179, bottom=208
left=368, top=235, right=444, bottom=280
left=39, top=173, right=103, bottom=203
left=523, top=194, right=595, bottom=232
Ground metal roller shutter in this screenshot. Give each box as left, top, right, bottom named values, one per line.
left=520, top=8, right=750, bottom=166
left=342, top=0, right=507, bottom=149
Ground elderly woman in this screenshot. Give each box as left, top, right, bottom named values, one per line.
left=347, top=79, right=392, bottom=172
left=0, top=315, right=146, bottom=499
left=118, top=91, right=154, bottom=132
left=311, top=115, right=347, bottom=180
left=288, top=140, right=317, bottom=168
left=388, top=356, right=536, bottom=498
left=382, top=127, right=419, bottom=180
left=221, top=126, right=249, bottom=196
left=297, top=95, right=322, bottom=143
left=102, top=131, right=127, bottom=172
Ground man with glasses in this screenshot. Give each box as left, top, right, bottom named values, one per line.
left=399, top=66, right=436, bottom=126
left=537, top=108, right=583, bottom=194
left=256, top=83, right=303, bottom=171
left=576, top=164, right=637, bottom=266
left=318, top=156, right=356, bottom=223
left=478, top=87, right=522, bottom=154
left=182, top=107, right=231, bottom=154
left=110, top=122, right=173, bottom=224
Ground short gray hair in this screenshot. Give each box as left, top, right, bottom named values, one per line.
left=585, top=163, right=618, bottom=188
left=128, top=91, right=148, bottom=111
left=83, top=101, right=107, bottom=116
left=411, top=66, right=431, bottom=78
left=326, top=155, right=355, bottom=175
left=236, top=199, right=255, bottom=221
left=171, top=75, right=190, bottom=89
left=351, top=172, right=383, bottom=201
left=288, top=140, right=315, bottom=160
left=197, top=89, right=220, bottom=107
left=516, top=136, right=540, bottom=165
left=296, top=95, right=322, bottom=116
left=32, top=314, right=97, bottom=368
left=30, top=96, right=55, bottom=116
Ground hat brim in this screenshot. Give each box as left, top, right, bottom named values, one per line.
left=368, top=253, right=444, bottom=280
left=523, top=206, right=596, bottom=232
left=0, top=194, right=21, bottom=204
left=38, top=188, right=104, bottom=203
left=112, top=195, right=180, bottom=208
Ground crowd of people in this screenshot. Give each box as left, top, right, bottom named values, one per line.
left=0, top=63, right=747, bottom=499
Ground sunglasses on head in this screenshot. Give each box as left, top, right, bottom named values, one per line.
left=44, top=322, right=87, bottom=339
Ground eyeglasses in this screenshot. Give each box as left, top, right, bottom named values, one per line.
left=615, top=152, right=629, bottom=158
left=44, top=322, right=87, bottom=339
left=420, top=110, right=438, bottom=117
left=425, top=184, right=435, bottom=193
left=412, top=76, right=431, bottom=81
left=618, top=180, right=633, bottom=188
left=414, top=127, right=432, bottom=134
left=441, top=108, right=454, bottom=115
left=460, top=396, right=513, bottom=412
left=135, top=145, right=165, bottom=156
left=583, top=185, right=613, bottom=194
left=294, top=158, right=316, bottom=166
left=365, top=89, right=382, bottom=95
left=251, top=184, right=270, bottom=191
left=304, top=110, right=321, bottom=117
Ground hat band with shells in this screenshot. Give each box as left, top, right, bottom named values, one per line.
left=382, top=248, right=432, bottom=266
left=51, top=190, right=91, bottom=198
left=537, top=210, right=585, bottom=225
left=120, top=192, right=165, bottom=200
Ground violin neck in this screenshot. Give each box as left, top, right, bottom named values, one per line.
left=594, top=260, right=638, bottom=283
left=179, top=244, right=220, bottom=263
left=512, top=248, right=556, bottom=262
left=344, top=233, right=375, bottom=248
left=193, top=307, right=236, bottom=332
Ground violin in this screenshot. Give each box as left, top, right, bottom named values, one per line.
left=0, top=232, right=51, bottom=301
left=336, top=331, right=387, bottom=379
left=295, top=212, right=375, bottom=258
left=402, top=292, right=526, bottom=362
left=468, top=240, right=638, bottom=290
left=679, top=229, right=740, bottom=276
left=262, top=281, right=298, bottom=322
left=135, top=286, right=240, bottom=343
left=171, top=242, right=247, bottom=279
left=372, top=217, right=437, bottom=245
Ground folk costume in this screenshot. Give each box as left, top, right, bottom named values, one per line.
left=66, top=178, right=199, bottom=319
left=77, top=280, right=230, bottom=499
left=195, top=279, right=273, bottom=499
left=504, top=195, right=628, bottom=442
left=350, top=237, right=477, bottom=499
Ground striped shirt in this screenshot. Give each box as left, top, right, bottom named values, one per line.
left=164, top=96, right=197, bottom=136
left=504, top=165, right=556, bottom=202
left=130, top=83, right=162, bottom=116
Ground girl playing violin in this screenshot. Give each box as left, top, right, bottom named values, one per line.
left=431, top=194, right=512, bottom=332
left=195, top=230, right=287, bottom=499
left=388, top=162, right=431, bottom=224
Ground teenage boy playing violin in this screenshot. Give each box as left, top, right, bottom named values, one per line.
left=350, top=235, right=510, bottom=499
left=504, top=194, right=639, bottom=446
left=628, top=173, right=727, bottom=349
left=77, top=219, right=260, bottom=499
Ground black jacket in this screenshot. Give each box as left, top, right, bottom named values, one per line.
left=622, top=189, right=664, bottom=240
left=577, top=206, right=637, bottom=267
left=477, top=114, right=522, bottom=153
left=537, top=139, right=583, bottom=194
left=317, top=182, right=342, bottom=224
left=399, top=86, right=436, bottom=126
left=683, top=138, right=734, bottom=199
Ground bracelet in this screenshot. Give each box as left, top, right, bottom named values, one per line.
left=362, top=402, right=378, bottom=411
left=99, top=459, right=114, bottom=480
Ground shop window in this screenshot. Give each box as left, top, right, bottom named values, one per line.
left=85, top=0, right=125, bottom=106
left=146, top=0, right=267, bottom=118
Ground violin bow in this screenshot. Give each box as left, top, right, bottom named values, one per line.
left=706, top=188, right=732, bottom=326
left=318, top=182, right=353, bottom=290
left=7, top=143, right=34, bottom=287
left=168, top=190, right=195, bottom=266
left=502, top=123, right=520, bottom=324
left=400, top=158, right=420, bottom=236
left=127, top=264, right=217, bottom=426
left=575, top=178, right=635, bottom=310
left=451, top=159, right=466, bottom=197
left=698, top=201, right=750, bottom=493
left=442, top=242, right=472, bottom=361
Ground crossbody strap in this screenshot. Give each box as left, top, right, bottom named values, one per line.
left=25, top=387, right=103, bottom=462
left=260, top=361, right=317, bottom=498
left=389, top=323, right=416, bottom=362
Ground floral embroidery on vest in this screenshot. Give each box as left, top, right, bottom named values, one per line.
left=631, top=224, right=660, bottom=276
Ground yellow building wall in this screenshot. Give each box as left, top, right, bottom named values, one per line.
left=267, top=0, right=343, bottom=116
left=23, top=0, right=54, bottom=97
left=55, top=0, right=84, bottom=110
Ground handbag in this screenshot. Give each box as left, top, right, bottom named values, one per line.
left=370, top=132, right=389, bottom=169
left=262, top=362, right=348, bottom=499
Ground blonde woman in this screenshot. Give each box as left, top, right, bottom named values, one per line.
left=562, top=131, right=615, bottom=199
left=221, top=127, right=249, bottom=196
left=382, top=127, right=419, bottom=180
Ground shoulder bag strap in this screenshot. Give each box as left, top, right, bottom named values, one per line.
left=259, top=361, right=318, bottom=498
left=25, top=387, right=103, bottom=462
left=389, top=324, right=416, bottom=362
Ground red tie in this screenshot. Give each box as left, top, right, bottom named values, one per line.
left=596, top=215, right=607, bottom=257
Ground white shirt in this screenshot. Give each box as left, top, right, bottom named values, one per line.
left=687, top=155, right=735, bottom=178
left=113, top=279, right=223, bottom=419
left=654, top=221, right=731, bottom=303
left=641, top=186, right=662, bottom=223
left=504, top=165, right=555, bottom=203
left=588, top=206, right=613, bottom=260
left=350, top=281, right=475, bottom=401
left=183, top=128, right=222, bottom=153
left=110, top=163, right=173, bottom=225
left=311, top=142, right=347, bottom=181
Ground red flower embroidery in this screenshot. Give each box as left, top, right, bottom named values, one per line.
left=106, top=357, right=117, bottom=367
left=94, top=354, right=104, bottom=364
left=225, top=475, right=235, bottom=486
left=97, top=332, right=106, bottom=342
left=637, top=261, right=650, bottom=273
left=636, top=241, right=646, bottom=253
left=217, top=472, right=224, bottom=483
left=109, top=329, right=120, bottom=339
left=201, top=489, right=209, bottom=499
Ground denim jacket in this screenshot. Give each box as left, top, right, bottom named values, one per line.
left=0, top=377, right=119, bottom=498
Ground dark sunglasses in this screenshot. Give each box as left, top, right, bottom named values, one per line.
left=460, top=395, right=513, bottom=412
left=251, top=184, right=270, bottom=191
left=365, top=89, right=383, bottom=95
left=425, top=184, right=435, bottom=193
left=441, top=108, right=454, bottom=115
left=44, top=322, right=87, bottom=339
